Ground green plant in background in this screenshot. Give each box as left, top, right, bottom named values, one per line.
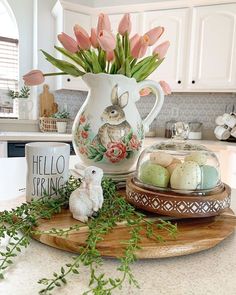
left=51, top=109, right=70, bottom=119
left=8, top=86, right=30, bottom=99
left=0, top=177, right=177, bottom=294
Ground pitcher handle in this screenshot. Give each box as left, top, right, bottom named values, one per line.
left=137, top=80, right=164, bottom=132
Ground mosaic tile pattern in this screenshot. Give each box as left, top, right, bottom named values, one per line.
left=54, top=90, right=236, bottom=138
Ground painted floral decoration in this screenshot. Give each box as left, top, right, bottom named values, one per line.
left=74, top=112, right=143, bottom=163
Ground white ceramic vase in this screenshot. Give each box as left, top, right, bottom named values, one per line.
left=72, top=73, right=164, bottom=173
left=16, top=98, right=33, bottom=120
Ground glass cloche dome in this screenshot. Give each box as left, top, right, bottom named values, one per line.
left=135, top=122, right=222, bottom=195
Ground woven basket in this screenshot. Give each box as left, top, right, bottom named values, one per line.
left=39, top=117, right=69, bottom=132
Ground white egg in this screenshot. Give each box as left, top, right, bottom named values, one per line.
left=170, top=161, right=201, bottom=190
left=150, top=151, right=173, bottom=167
left=185, top=152, right=207, bottom=166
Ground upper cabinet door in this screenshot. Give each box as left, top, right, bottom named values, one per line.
left=143, top=8, right=189, bottom=91
left=189, top=4, right=236, bottom=91
left=58, top=9, right=91, bottom=91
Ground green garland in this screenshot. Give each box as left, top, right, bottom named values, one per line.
left=0, top=177, right=177, bottom=294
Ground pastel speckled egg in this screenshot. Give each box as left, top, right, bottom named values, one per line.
left=166, top=162, right=180, bottom=175
left=150, top=151, right=173, bottom=167
left=185, top=152, right=207, bottom=166
left=172, top=158, right=182, bottom=164
left=170, top=161, right=201, bottom=190
left=140, top=162, right=170, bottom=188
left=200, top=165, right=219, bottom=189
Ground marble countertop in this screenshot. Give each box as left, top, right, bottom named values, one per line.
left=1, top=131, right=236, bottom=146
left=0, top=131, right=72, bottom=141
left=0, top=140, right=236, bottom=295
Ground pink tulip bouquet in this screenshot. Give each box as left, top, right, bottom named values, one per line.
left=23, top=13, right=170, bottom=92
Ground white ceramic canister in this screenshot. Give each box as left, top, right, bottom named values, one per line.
left=25, top=142, right=70, bottom=201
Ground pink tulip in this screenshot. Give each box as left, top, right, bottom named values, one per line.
left=74, top=25, right=91, bottom=50
left=106, top=51, right=115, bottom=62
left=160, top=80, right=171, bottom=95
left=97, top=13, right=111, bottom=34
left=97, top=30, right=116, bottom=52
left=131, top=35, right=149, bottom=59
left=144, top=26, right=164, bottom=46
left=130, top=34, right=140, bottom=52
left=153, top=41, right=170, bottom=59
left=118, top=13, right=132, bottom=36
left=139, top=88, right=151, bottom=96
left=90, top=28, right=99, bottom=48
left=58, top=32, right=78, bottom=53
left=23, top=70, right=45, bottom=86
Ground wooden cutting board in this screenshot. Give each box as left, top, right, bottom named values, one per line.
left=32, top=208, right=236, bottom=258
left=39, top=84, right=58, bottom=117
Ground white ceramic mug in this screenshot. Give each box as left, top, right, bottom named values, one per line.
left=25, top=142, right=70, bottom=201
left=214, top=125, right=231, bottom=140
left=222, top=113, right=236, bottom=128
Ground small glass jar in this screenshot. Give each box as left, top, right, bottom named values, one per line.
left=188, top=121, right=202, bottom=140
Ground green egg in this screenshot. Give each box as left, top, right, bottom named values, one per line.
left=140, top=162, right=170, bottom=188
left=200, top=165, right=219, bottom=189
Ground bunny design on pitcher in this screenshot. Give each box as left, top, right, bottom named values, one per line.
left=93, top=84, right=132, bottom=148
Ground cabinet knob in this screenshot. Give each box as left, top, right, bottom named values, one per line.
left=67, top=78, right=71, bottom=82
left=177, top=80, right=181, bottom=84
left=192, top=80, right=195, bottom=84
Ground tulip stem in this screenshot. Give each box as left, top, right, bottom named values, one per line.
left=107, top=61, right=111, bottom=73
left=43, top=72, right=67, bottom=77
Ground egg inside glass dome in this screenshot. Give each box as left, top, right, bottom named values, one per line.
left=135, top=140, right=222, bottom=196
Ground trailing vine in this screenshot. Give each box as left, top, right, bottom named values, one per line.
left=0, top=177, right=177, bottom=294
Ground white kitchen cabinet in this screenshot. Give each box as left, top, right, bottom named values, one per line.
left=143, top=8, right=189, bottom=91
left=52, top=0, right=236, bottom=92
left=188, top=3, right=236, bottom=91
left=52, top=3, right=91, bottom=91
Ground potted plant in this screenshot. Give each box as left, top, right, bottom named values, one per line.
left=8, top=86, right=33, bottom=120
left=51, top=110, right=70, bottom=133
left=23, top=13, right=171, bottom=173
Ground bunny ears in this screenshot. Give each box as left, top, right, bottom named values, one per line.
left=111, top=84, right=129, bottom=108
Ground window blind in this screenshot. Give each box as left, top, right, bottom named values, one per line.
left=0, top=36, right=19, bottom=90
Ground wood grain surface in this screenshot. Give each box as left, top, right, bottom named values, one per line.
left=39, top=84, right=58, bottom=117
left=32, top=208, right=236, bottom=259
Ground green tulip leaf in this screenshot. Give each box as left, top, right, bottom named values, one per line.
left=41, top=50, right=84, bottom=77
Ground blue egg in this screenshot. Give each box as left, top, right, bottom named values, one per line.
left=200, top=165, right=219, bottom=189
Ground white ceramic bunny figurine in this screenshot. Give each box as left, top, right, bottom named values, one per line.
left=69, top=166, right=104, bottom=223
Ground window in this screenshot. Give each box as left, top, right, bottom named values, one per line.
left=0, top=36, right=18, bottom=90
left=0, top=0, right=19, bottom=117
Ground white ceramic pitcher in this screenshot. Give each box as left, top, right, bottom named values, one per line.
left=72, top=73, right=164, bottom=173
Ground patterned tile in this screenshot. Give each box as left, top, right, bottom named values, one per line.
left=54, top=90, right=236, bottom=135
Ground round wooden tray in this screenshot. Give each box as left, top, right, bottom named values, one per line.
left=126, top=178, right=231, bottom=218
left=32, top=208, right=236, bottom=259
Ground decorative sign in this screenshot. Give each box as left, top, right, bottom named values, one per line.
left=25, top=142, right=70, bottom=201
